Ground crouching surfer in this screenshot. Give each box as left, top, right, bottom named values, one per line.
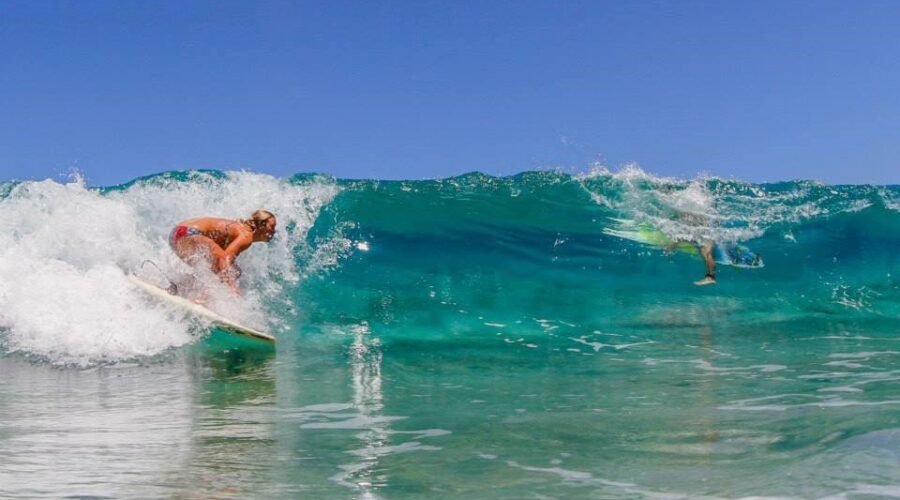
left=169, top=210, right=276, bottom=294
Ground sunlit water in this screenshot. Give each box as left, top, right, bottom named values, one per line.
left=1, top=169, right=898, bottom=498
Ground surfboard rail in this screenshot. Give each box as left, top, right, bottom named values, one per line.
left=126, top=274, right=276, bottom=343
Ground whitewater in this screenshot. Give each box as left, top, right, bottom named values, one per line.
left=0, top=167, right=898, bottom=498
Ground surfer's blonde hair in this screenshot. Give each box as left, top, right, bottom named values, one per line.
left=245, top=210, right=276, bottom=230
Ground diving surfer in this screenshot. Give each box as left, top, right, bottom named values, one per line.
left=169, top=210, right=276, bottom=293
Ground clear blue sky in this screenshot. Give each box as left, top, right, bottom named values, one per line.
left=2, top=0, right=898, bottom=186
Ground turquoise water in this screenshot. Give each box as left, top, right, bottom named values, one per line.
left=1, top=169, right=899, bottom=498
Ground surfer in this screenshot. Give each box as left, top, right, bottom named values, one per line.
left=169, top=210, right=276, bottom=293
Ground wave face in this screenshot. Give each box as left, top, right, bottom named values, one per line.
left=0, top=168, right=897, bottom=364
left=2, top=168, right=900, bottom=497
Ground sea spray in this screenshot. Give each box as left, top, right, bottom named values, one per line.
left=0, top=172, right=340, bottom=365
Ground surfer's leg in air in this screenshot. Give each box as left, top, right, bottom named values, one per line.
left=694, top=241, right=717, bottom=286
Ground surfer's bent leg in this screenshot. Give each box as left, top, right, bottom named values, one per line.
left=173, top=235, right=240, bottom=294
left=173, top=235, right=228, bottom=275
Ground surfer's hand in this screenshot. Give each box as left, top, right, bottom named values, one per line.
left=217, top=272, right=240, bottom=294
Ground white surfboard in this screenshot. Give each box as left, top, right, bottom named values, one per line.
left=126, top=274, right=276, bottom=343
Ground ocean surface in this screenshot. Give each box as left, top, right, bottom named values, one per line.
left=1, top=168, right=898, bottom=498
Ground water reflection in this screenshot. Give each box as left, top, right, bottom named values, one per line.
left=177, top=345, right=277, bottom=497
left=0, top=356, right=194, bottom=498
left=331, top=321, right=388, bottom=498
left=0, top=343, right=277, bottom=499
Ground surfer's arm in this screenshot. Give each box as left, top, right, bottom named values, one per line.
left=220, top=233, right=252, bottom=269
left=212, top=232, right=252, bottom=293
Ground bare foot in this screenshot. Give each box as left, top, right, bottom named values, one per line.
left=693, top=276, right=717, bottom=286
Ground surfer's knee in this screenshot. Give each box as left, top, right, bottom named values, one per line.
left=175, top=240, right=216, bottom=270
left=699, top=241, right=714, bottom=258
left=221, top=262, right=241, bottom=281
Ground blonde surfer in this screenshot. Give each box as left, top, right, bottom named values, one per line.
left=169, top=210, right=276, bottom=292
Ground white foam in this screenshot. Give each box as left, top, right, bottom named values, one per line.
left=0, top=171, right=340, bottom=365
left=569, top=336, right=654, bottom=352
left=580, top=164, right=876, bottom=245
left=879, top=187, right=900, bottom=212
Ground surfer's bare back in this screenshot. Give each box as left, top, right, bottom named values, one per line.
left=169, top=210, right=276, bottom=292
